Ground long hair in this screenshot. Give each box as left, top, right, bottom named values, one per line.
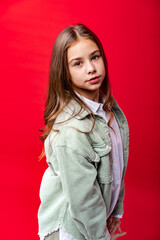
left=39, top=24, right=114, bottom=149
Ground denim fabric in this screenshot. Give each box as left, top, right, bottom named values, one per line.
left=38, top=98, right=129, bottom=240
left=44, top=231, right=59, bottom=240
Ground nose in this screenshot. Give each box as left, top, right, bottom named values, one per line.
left=86, top=61, right=96, bottom=74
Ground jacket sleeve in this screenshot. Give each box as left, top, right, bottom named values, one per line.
left=53, top=144, right=110, bottom=240
left=111, top=165, right=127, bottom=216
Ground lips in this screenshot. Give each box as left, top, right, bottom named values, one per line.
left=87, top=76, right=101, bottom=84
left=89, top=76, right=100, bottom=81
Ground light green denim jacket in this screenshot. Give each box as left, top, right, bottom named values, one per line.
left=38, top=98, right=129, bottom=240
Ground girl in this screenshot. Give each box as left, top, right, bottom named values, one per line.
left=38, top=24, right=129, bottom=240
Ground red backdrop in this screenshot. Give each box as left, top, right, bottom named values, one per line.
left=0, top=0, right=160, bottom=239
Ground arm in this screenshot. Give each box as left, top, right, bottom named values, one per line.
left=54, top=145, right=110, bottom=240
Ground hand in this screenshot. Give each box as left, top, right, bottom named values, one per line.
left=107, top=216, right=127, bottom=240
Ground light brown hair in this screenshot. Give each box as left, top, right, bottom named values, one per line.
left=39, top=24, right=114, bottom=157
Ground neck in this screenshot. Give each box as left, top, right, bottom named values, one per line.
left=75, top=90, right=100, bottom=103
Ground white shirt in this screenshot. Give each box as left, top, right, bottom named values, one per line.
left=60, top=95, right=124, bottom=240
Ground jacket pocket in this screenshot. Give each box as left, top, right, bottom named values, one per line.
left=96, top=154, right=113, bottom=184
left=88, top=130, right=113, bottom=184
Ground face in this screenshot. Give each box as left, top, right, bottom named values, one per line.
left=67, top=38, right=106, bottom=101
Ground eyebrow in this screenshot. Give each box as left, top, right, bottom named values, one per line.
left=68, top=50, right=101, bottom=64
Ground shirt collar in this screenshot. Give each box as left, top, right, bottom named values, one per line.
left=75, top=92, right=104, bottom=113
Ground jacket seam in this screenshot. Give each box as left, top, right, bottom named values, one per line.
left=52, top=145, right=96, bottom=162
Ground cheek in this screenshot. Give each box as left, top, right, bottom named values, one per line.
left=69, top=68, right=83, bottom=81
left=69, top=69, right=79, bottom=84
left=98, top=62, right=106, bottom=76
left=101, top=62, right=106, bottom=76
left=68, top=67, right=74, bottom=80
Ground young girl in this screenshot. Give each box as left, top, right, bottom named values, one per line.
left=38, top=24, right=129, bottom=240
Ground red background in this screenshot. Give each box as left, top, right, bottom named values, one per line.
left=0, top=0, right=160, bottom=239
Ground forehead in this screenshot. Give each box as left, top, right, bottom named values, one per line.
left=67, top=38, right=99, bottom=60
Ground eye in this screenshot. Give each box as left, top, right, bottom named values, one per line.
left=91, top=55, right=100, bottom=60
left=74, top=61, right=82, bottom=67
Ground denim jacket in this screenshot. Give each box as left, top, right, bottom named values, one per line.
left=38, top=98, right=129, bottom=240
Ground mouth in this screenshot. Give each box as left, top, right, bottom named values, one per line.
left=89, top=76, right=100, bottom=81
left=87, top=76, right=101, bottom=84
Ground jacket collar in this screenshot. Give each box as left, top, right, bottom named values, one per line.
left=63, top=96, right=119, bottom=120
left=63, top=99, right=92, bottom=120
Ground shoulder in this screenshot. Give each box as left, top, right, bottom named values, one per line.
left=51, top=118, right=93, bottom=150
left=47, top=115, right=111, bottom=159
left=53, top=99, right=94, bottom=133
left=44, top=118, right=101, bottom=164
